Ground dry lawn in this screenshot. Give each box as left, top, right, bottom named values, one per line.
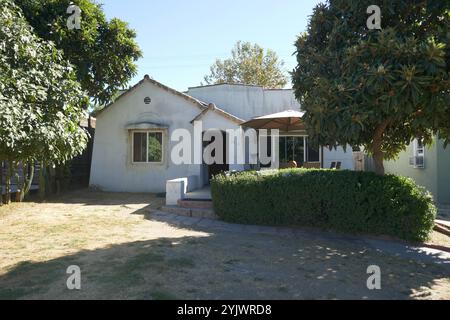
left=0, top=190, right=449, bottom=300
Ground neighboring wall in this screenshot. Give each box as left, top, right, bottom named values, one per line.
left=437, top=140, right=450, bottom=204
left=187, top=84, right=301, bottom=121
left=323, top=146, right=354, bottom=170
left=384, top=141, right=439, bottom=203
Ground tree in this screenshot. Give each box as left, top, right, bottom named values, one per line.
left=0, top=0, right=88, bottom=203
left=203, top=41, right=288, bottom=88
left=292, top=0, right=449, bottom=175
left=15, top=0, right=142, bottom=105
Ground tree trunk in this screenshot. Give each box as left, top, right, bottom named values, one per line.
left=371, top=120, right=391, bottom=176
left=19, top=162, right=35, bottom=202
left=372, top=147, right=385, bottom=176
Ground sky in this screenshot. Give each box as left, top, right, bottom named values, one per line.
left=102, top=0, right=324, bottom=92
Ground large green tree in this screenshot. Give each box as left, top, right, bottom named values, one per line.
left=0, top=0, right=88, bottom=203
left=293, top=0, right=449, bottom=175
left=203, top=41, right=288, bottom=88
left=15, top=0, right=142, bottom=105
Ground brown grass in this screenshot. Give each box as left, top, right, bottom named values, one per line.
left=0, top=190, right=449, bottom=300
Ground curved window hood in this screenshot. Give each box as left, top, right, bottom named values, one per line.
left=125, top=122, right=169, bottom=130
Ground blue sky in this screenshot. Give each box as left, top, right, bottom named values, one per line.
left=102, top=0, right=323, bottom=91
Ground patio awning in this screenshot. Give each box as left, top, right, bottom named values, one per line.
left=241, top=110, right=306, bottom=132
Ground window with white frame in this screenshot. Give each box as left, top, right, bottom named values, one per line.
left=414, top=138, right=424, bottom=157
left=132, top=131, right=163, bottom=163
left=410, top=138, right=425, bottom=168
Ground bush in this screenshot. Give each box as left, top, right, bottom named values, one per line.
left=211, top=169, right=436, bottom=242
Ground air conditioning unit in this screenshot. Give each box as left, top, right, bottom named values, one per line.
left=409, top=156, right=424, bottom=168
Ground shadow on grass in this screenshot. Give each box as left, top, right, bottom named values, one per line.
left=27, top=188, right=165, bottom=207
left=2, top=190, right=449, bottom=300
left=0, top=231, right=449, bottom=300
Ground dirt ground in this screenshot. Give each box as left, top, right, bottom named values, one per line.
left=0, top=190, right=449, bottom=300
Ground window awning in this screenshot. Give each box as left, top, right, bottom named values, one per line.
left=125, top=122, right=169, bottom=130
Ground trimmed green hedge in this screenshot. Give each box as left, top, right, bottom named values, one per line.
left=211, top=169, right=436, bottom=242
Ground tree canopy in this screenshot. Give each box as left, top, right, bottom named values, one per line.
left=15, top=0, right=142, bottom=105
left=0, top=0, right=88, bottom=201
left=293, top=0, right=450, bottom=175
left=203, top=41, right=288, bottom=88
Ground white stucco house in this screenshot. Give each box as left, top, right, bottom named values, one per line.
left=89, top=75, right=353, bottom=201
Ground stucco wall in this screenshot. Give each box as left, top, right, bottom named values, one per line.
left=187, top=84, right=301, bottom=121
left=90, top=80, right=248, bottom=193
left=90, top=81, right=205, bottom=193
left=437, top=140, right=450, bottom=204
left=384, top=141, right=438, bottom=202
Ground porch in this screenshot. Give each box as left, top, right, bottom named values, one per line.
left=185, top=185, right=212, bottom=200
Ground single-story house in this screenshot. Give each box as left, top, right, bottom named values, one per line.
left=89, top=75, right=354, bottom=197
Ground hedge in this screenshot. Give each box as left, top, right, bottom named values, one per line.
left=211, top=169, right=436, bottom=242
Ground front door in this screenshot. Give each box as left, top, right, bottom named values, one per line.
left=203, top=131, right=229, bottom=180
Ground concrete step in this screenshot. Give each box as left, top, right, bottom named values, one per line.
left=161, top=205, right=218, bottom=220
left=177, top=198, right=213, bottom=209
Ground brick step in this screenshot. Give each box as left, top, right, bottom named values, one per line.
left=177, top=198, right=213, bottom=209
left=434, top=223, right=450, bottom=237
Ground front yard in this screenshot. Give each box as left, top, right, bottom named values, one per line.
left=0, top=190, right=449, bottom=300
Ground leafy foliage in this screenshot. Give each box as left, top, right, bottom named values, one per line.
left=203, top=41, right=288, bottom=88
left=15, top=0, right=142, bottom=105
left=211, top=169, right=436, bottom=242
left=0, top=0, right=88, bottom=165
left=292, top=0, right=450, bottom=174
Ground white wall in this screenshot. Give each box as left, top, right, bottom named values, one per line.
left=90, top=80, right=354, bottom=194
left=187, top=85, right=301, bottom=120
left=323, top=146, right=354, bottom=170
left=90, top=80, right=203, bottom=193
left=90, top=80, right=247, bottom=193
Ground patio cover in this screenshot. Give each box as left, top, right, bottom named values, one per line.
left=241, top=110, right=306, bottom=132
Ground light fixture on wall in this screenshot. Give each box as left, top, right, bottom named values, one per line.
left=144, top=97, right=151, bottom=104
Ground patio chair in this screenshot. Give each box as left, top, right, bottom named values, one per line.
left=336, top=161, right=342, bottom=170
left=330, top=162, right=336, bottom=169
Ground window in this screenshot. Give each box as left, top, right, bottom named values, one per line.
left=132, top=131, right=163, bottom=163
left=260, top=135, right=321, bottom=167
left=306, top=139, right=320, bottom=162
left=279, top=136, right=305, bottom=165
left=415, top=139, right=424, bottom=156
left=410, top=138, right=425, bottom=168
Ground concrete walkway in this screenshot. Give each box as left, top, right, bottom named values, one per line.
left=152, top=210, right=450, bottom=268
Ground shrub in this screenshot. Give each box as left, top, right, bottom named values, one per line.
left=211, top=169, right=436, bottom=242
